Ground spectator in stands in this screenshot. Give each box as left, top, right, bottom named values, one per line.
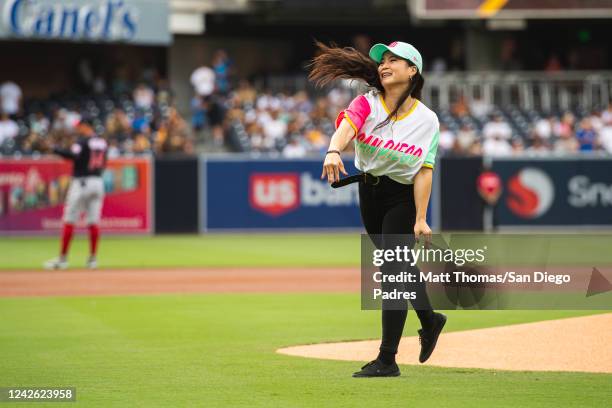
left=235, top=80, right=257, bottom=106
left=133, top=83, right=155, bottom=109
left=212, top=49, right=232, bottom=95
left=599, top=118, right=612, bottom=154
left=554, top=112, right=574, bottom=139
left=483, top=114, right=512, bottom=140
left=526, top=136, right=549, bottom=154
left=261, top=108, right=287, bottom=150
left=469, top=96, right=492, bottom=120
left=30, top=112, right=50, bottom=135
left=468, top=140, right=483, bottom=155
left=588, top=110, right=603, bottom=133
left=0, top=112, right=19, bottom=145
left=131, top=111, right=150, bottom=135
left=293, top=90, right=313, bottom=114
left=438, top=124, right=455, bottom=153
left=482, top=134, right=512, bottom=156
left=0, top=81, right=22, bottom=116
left=533, top=115, right=554, bottom=139
left=191, top=96, right=207, bottom=134
left=304, top=126, right=329, bottom=153
left=105, top=108, right=132, bottom=141
left=132, top=131, right=152, bottom=154
left=451, top=95, right=469, bottom=117
left=206, top=95, right=226, bottom=146
left=455, top=123, right=477, bottom=153
left=554, top=131, right=579, bottom=153
left=1, top=66, right=196, bottom=156
left=511, top=138, right=525, bottom=154
left=256, top=90, right=280, bottom=112
left=191, top=63, right=215, bottom=98
left=155, top=78, right=172, bottom=105
left=52, top=108, right=80, bottom=133
left=155, top=107, right=192, bottom=154
left=601, top=103, right=612, bottom=124
left=107, top=139, right=121, bottom=159
left=282, top=136, right=307, bottom=158
left=20, top=131, right=41, bottom=154
left=575, top=118, right=597, bottom=151
left=246, top=122, right=265, bottom=152
left=327, top=87, right=351, bottom=114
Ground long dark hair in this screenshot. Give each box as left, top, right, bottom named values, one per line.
left=308, top=41, right=425, bottom=131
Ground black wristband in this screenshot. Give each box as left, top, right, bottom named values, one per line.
left=326, top=150, right=341, bottom=156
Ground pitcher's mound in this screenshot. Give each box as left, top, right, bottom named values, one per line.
left=278, top=313, right=612, bottom=373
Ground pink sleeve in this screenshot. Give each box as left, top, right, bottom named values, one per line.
left=335, top=95, right=371, bottom=134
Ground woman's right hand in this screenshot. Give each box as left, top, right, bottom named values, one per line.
left=321, top=151, right=348, bottom=184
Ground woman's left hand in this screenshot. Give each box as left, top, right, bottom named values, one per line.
left=414, top=219, right=432, bottom=246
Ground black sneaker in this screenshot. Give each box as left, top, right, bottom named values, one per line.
left=352, top=359, right=400, bottom=378
left=418, top=312, right=447, bottom=363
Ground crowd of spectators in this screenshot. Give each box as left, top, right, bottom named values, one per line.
left=438, top=99, right=612, bottom=157
left=185, top=48, right=612, bottom=158
left=3, top=46, right=612, bottom=159
left=222, top=82, right=353, bottom=157
left=0, top=70, right=194, bottom=157
left=187, top=49, right=351, bottom=157
left=214, top=81, right=612, bottom=157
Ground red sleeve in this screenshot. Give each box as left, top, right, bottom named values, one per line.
left=335, top=95, right=371, bottom=135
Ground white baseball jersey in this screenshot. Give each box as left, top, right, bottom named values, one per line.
left=336, top=90, right=440, bottom=185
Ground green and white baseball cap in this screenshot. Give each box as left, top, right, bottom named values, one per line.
left=369, top=41, right=423, bottom=73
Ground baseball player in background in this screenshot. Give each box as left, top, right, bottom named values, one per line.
left=44, top=122, right=108, bottom=270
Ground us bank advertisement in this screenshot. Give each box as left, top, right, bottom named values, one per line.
left=201, top=157, right=364, bottom=231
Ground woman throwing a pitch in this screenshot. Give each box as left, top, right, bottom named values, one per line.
left=309, top=41, right=446, bottom=377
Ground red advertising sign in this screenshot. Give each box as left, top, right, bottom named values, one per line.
left=0, top=157, right=151, bottom=234
left=477, top=170, right=503, bottom=205
left=249, top=173, right=300, bottom=217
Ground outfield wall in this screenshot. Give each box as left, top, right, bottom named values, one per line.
left=198, top=156, right=437, bottom=232
left=154, top=157, right=199, bottom=233
left=2, top=155, right=611, bottom=234
left=439, top=155, right=612, bottom=230
left=0, top=157, right=152, bottom=235
left=490, top=157, right=612, bottom=228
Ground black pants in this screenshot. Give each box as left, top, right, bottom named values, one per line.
left=359, top=176, right=434, bottom=356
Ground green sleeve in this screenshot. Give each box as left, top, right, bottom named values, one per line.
left=423, top=129, right=440, bottom=169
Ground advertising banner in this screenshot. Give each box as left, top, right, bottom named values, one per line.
left=201, top=157, right=435, bottom=231
left=491, top=158, right=612, bottom=227
left=202, top=157, right=362, bottom=230
left=0, top=157, right=151, bottom=234
left=0, top=0, right=171, bottom=45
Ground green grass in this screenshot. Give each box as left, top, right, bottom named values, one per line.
left=0, top=294, right=609, bottom=407
left=3, top=233, right=612, bottom=270
left=0, top=234, right=362, bottom=269
left=1, top=235, right=610, bottom=406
